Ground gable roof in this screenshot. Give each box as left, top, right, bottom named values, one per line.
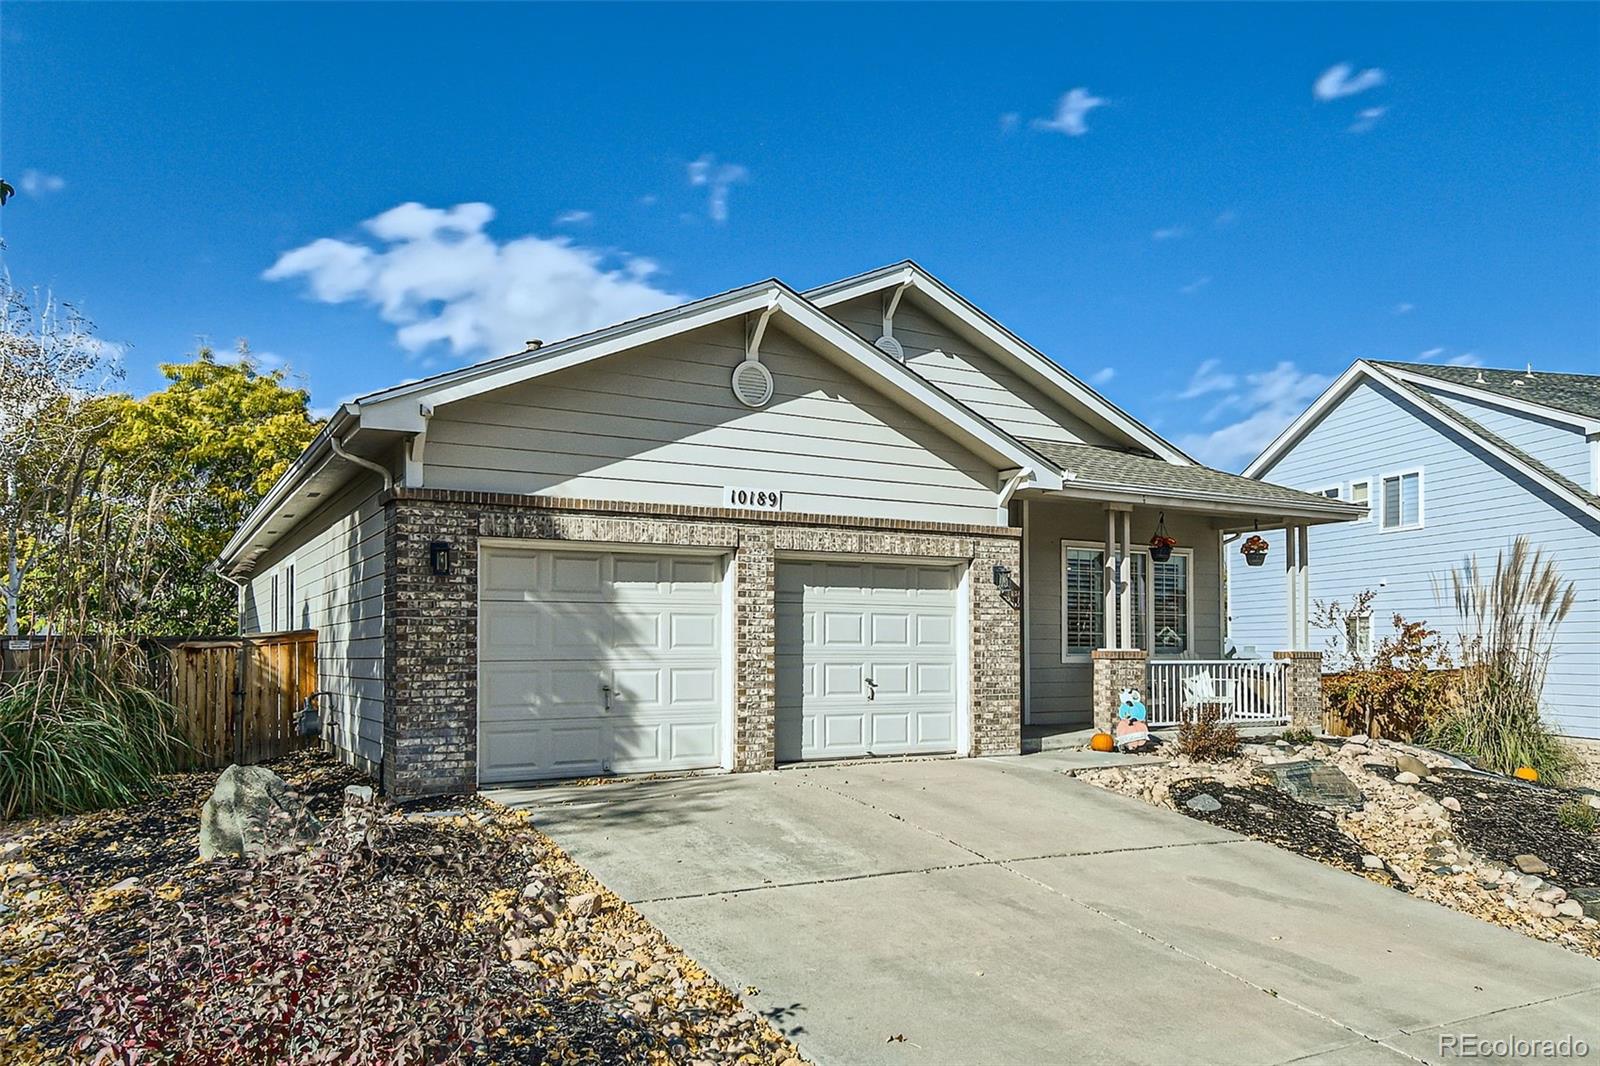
left=1024, top=440, right=1362, bottom=525
left=805, top=260, right=1194, bottom=465
left=219, top=277, right=1067, bottom=574
left=1373, top=361, right=1600, bottom=424
left=1244, top=360, right=1600, bottom=522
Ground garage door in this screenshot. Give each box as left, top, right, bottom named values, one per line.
left=478, top=548, right=726, bottom=784
left=775, top=559, right=959, bottom=762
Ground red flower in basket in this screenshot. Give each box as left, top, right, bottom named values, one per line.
left=1241, top=534, right=1271, bottom=566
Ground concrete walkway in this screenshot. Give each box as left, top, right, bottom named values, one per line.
left=493, top=753, right=1600, bottom=1065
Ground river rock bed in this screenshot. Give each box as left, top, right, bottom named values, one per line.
left=1078, top=735, right=1600, bottom=959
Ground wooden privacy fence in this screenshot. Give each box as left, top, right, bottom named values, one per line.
left=165, top=632, right=320, bottom=769
left=3, top=631, right=320, bottom=770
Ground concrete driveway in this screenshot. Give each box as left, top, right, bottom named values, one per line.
left=493, top=753, right=1600, bottom=1065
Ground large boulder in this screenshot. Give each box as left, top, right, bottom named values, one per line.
left=199, top=764, right=322, bottom=860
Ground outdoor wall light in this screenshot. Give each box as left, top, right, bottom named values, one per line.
left=991, top=564, right=1021, bottom=609
left=429, top=540, right=453, bottom=576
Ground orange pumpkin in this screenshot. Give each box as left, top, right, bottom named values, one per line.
left=1513, top=766, right=1539, bottom=782
left=1089, top=732, right=1116, bottom=752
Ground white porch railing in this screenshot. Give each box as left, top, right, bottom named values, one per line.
left=1145, top=659, right=1289, bottom=727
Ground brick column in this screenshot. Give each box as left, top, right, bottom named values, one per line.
left=1275, top=650, right=1324, bottom=732
left=734, top=528, right=777, bottom=771
left=1091, top=649, right=1148, bottom=734
left=385, top=498, right=479, bottom=800
left=970, top=537, right=1022, bottom=756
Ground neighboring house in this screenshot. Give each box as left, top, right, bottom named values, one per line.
left=1231, top=360, right=1600, bottom=740
left=218, top=262, right=1357, bottom=797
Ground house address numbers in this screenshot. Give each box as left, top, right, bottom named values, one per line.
left=724, top=486, right=784, bottom=511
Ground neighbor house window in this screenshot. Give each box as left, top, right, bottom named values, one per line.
left=1349, top=479, right=1371, bottom=520
left=1381, top=471, right=1422, bottom=530
left=283, top=563, right=296, bottom=630
left=269, top=573, right=280, bottom=633
left=1319, top=486, right=1342, bottom=499
left=1062, top=543, right=1193, bottom=658
left=1346, top=612, right=1374, bottom=659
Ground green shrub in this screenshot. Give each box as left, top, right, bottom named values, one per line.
left=1279, top=727, right=1317, bottom=745
left=1556, top=800, right=1599, bottom=835
left=1421, top=537, right=1575, bottom=783
left=1176, top=706, right=1240, bottom=762
left=0, top=645, right=184, bottom=818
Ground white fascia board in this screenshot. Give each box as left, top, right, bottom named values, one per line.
left=1040, top=481, right=1364, bottom=524
left=771, top=291, right=1064, bottom=490
left=1379, top=366, right=1600, bottom=434
left=217, top=406, right=356, bottom=573
left=1242, top=361, right=1372, bottom=479
left=356, top=284, right=781, bottom=422
left=806, top=262, right=1193, bottom=466
left=1365, top=365, right=1600, bottom=522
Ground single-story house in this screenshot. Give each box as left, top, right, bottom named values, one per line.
left=1230, top=359, right=1600, bottom=739
left=219, top=262, right=1360, bottom=798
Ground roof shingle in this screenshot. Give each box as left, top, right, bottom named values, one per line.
left=1374, top=361, right=1600, bottom=421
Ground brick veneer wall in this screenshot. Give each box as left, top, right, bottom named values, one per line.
left=381, top=490, right=1022, bottom=798
left=1091, top=649, right=1149, bottom=734
left=1275, top=650, right=1325, bottom=731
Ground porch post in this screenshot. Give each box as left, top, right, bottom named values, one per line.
left=1296, top=525, right=1311, bottom=649
left=1283, top=524, right=1300, bottom=650
left=1103, top=508, right=1117, bottom=648
left=1118, top=509, right=1133, bottom=650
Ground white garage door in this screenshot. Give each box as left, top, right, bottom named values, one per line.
left=478, top=548, right=726, bottom=784
left=775, top=559, right=960, bottom=762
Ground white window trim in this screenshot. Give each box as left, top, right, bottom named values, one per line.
left=1059, top=540, right=1197, bottom=663
left=1378, top=467, right=1425, bottom=533
left=1345, top=610, right=1374, bottom=658
left=1348, top=477, right=1372, bottom=521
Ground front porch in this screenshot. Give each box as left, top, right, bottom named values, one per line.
left=1011, top=441, right=1363, bottom=736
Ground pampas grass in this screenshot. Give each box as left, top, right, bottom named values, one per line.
left=1423, top=537, right=1575, bottom=782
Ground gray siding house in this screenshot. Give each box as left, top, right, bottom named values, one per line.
left=220, top=263, right=1356, bottom=797
left=1231, top=360, right=1600, bottom=740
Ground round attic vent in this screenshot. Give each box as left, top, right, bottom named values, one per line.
left=874, top=335, right=905, bottom=361
left=731, top=361, right=774, bottom=408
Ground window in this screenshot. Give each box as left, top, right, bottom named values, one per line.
left=1061, top=543, right=1193, bottom=658
left=1062, top=547, right=1105, bottom=655
left=1381, top=470, right=1422, bottom=530
left=269, top=574, right=279, bottom=633
left=1349, top=479, right=1371, bottom=520
left=283, top=564, right=296, bottom=630
left=1345, top=612, right=1373, bottom=659
left=1318, top=486, right=1342, bottom=499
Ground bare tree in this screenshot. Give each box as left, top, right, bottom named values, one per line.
left=0, top=276, right=122, bottom=635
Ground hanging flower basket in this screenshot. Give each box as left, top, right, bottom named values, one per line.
left=1148, top=512, right=1178, bottom=563
left=1241, top=534, right=1270, bottom=567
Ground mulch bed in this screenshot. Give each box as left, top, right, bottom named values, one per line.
left=1393, top=767, right=1600, bottom=888
left=0, top=751, right=801, bottom=1065
left=1167, top=778, right=1374, bottom=876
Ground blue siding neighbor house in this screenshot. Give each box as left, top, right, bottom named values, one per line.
left=1229, top=361, right=1600, bottom=740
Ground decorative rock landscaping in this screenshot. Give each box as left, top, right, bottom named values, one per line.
left=1077, top=734, right=1600, bottom=959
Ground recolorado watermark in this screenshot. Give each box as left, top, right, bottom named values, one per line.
left=1440, top=1034, right=1590, bottom=1058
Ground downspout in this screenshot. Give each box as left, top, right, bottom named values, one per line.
left=331, top=434, right=395, bottom=493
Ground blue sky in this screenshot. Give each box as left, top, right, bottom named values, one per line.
left=3, top=2, right=1596, bottom=470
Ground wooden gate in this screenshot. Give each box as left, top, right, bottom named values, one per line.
left=165, top=631, right=319, bottom=769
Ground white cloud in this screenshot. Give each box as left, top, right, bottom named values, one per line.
left=554, top=209, right=593, bottom=225
left=1213, top=210, right=1238, bottom=230
left=1177, top=358, right=1238, bottom=399
left=1088, top=367, right=1115, bottom=386
left=637, top=194, right=659, bottom=207
left=1314, top=63, right=1386, bottom=101
left=1030, top=88, right=1107, bottom=136
left=1179, top=275, right=1212, bottom=295
left=1177, top=361, right=1333, bottom=470
left=686, top=154, right=749, bottom=223
left=1446, top=352, right=1482, bottom=367
left=1417, top=347, right=1445, bottom=361
left=998, top=112, right=1021, bottom=134
left=263, top=201, right=688, bottom=359
left=1152, top=226, right=1188, bottom=242
left=1348, top=106, right=1388, bottom=134
left=1393, top=301, right=1415, bottom=315
left=18, top=169, right=65, bottom=197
